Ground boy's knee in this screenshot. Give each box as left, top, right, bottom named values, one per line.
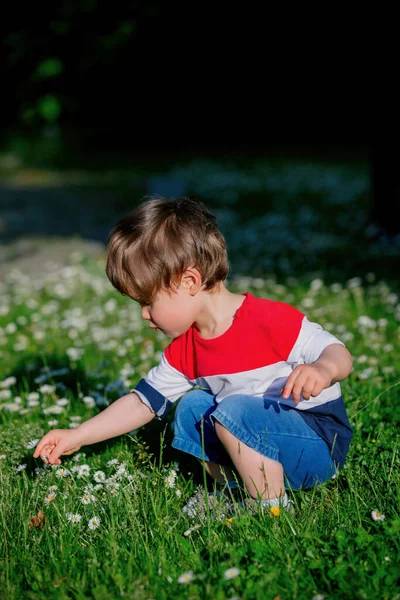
left=174, top=390, right=214, bottom=431
left=217, top=394, right=251, bottom=420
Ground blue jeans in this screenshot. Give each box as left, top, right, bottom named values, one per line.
left=172, top=390, right=337, bottom=490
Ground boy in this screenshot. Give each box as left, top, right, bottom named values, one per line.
left=34, top=197, right=354, bottom=514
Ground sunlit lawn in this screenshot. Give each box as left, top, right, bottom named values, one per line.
left=1, top=252, right=399, bottom=599
left=1, top=157, right=400, bottom=599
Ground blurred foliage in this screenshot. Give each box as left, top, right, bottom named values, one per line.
left=1, top=2, right=170, bottom=129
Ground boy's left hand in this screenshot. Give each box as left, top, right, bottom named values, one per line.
left=281, top=364, right=333, bottom=404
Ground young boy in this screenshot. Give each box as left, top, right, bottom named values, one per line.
left=34, top=197, right=354, bottom=513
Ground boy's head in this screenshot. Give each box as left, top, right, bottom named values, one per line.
left=106, top=196, right=229, bottom=303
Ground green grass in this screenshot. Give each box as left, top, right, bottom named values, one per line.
left=1, top=253, right=399, bottom=600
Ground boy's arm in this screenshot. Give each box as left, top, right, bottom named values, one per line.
left=76, top=391, right=155, bottom=445
left=312, top=343, right=353, bottom=384
left=282, top=343, right=353, bottom=403
left=33, top=392, right=154, bottom=464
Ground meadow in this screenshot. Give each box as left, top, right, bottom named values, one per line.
left=1, top=157, right=399, bottom=599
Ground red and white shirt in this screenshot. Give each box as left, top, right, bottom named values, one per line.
left=134, top=293, right=353, bottom=466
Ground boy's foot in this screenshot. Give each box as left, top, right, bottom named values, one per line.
left=239, top=495, right=295, bottom=517
left=182, top=481, right=244, bottom=522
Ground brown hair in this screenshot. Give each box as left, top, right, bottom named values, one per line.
left=106, top=196, right=229, bottom=303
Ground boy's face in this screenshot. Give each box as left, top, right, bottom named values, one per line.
left=139, top=284, right=197, bottom=339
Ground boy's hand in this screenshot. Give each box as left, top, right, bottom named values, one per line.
left=281, top=364, right=333, bottom=404
left=33, top=429, right=84, bottom=465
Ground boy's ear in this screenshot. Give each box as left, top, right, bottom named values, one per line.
left=180, top=268, right=202, bottom=295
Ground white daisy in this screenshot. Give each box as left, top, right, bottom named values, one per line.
left=40, top=385, right=56, bottom=395
left=88, top=516, right=100, bottom=530
left=224, top=567, right=240, bottom=580
left=55, top=468, right=69, bottom=478
left=93, top=470, right=106, bottom=483
left=69, top=513, right=82, bottom=525
left=44, top=491, right=57, bottom=504
left=78, top=464, right=91, bottom=477
left=81, top=493, right=96, bottom=505
left=371, top=510, right=385, bottom=521
left=82, top=396, right=96, bottom=407
left=26, top=439, right=39, bottom=449
left=183, top=524, right=201, bottom=537
left=177, top=571, right=194, bottom=584
left=15, top=463, right=27, bottom=472
left=56, top=398, right=69, bottom=406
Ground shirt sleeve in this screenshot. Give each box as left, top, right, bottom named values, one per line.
left=287, top=317, right=345, bottom=366
left=131, top=352, right=194, bottom=419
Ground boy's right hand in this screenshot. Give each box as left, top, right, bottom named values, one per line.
left=33, top=429, right=84, bottom=465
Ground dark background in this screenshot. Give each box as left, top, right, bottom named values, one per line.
left=0, top=5, right=398, bottom=280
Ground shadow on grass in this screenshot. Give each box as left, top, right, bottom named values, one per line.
left=6, top=352, right=202, bottom=481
